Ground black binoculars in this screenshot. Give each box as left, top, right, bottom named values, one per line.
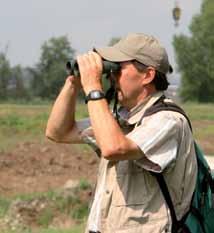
left=66, top=59, right=120, bottom=77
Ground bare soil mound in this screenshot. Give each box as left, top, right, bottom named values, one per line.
left=0, top=140, right=98, bottom=197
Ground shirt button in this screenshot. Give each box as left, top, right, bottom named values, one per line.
left=106, top=190, right=110, bottom=194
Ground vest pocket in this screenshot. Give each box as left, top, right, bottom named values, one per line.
left=113, top=161, right=152, bottom=206
left=107, top=204, right=169, bottom=232
left=108, top=204, right=148, bottom=229
left=108, top=161, right=163, bottom=229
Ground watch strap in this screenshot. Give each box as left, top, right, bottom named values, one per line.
left=85, top=90, right=105, bottom=104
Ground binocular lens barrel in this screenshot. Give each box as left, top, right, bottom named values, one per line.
left=66, top=60, right=120, bottom=77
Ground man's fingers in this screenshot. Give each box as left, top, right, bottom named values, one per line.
left=77, top=52, right=102, bottom=74
left=88, top=51, right=103, bottom=69
left=77, top=54, right=88, bottom=68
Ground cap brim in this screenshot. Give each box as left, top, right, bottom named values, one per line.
left=95, top=47, right=133, bottom=62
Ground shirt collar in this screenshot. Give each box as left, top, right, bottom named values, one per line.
left=126, top=91, right=164, bottom=124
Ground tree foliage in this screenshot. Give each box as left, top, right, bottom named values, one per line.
left=9, top=65, right=29, bottom=99
left=0, top=52, right=11, bottom=100
left=173, top=0, right=214, bottom=102
left=31, top=36, right=75, bottom=99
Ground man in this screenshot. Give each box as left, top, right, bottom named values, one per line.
left=46, top=33, right=197, bottom=233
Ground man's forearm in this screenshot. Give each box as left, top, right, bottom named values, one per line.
left=88, top=100, right=126, bottom=151
left=46, top=77, right=78, bottom=140
left=87, top=99, right=143, bottom=160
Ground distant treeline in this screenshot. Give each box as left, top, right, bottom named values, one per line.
left=0, top=36, right=121, bottom=102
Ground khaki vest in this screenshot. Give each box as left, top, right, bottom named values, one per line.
left=85, top=92, right=197, bottom=233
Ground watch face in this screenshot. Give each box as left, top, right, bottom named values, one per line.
left=91, top=91, right=102, bottom=98
left=86, top=90, right=105, bottom=103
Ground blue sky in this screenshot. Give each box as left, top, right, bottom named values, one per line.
left=0, top=0, right=201, bottom=83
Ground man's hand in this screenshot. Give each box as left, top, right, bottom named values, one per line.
left=77, top=51, right=103, bottom=95
left=65, top=75, right=81, bottom=92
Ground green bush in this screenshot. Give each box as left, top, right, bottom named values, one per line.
left=0, top=196, right=10, bottom=217
left=79, top=179, right=91, bottom=190
left=71, top=202, right=89, bottom=220
left=37, top=208, right=54, bottom=227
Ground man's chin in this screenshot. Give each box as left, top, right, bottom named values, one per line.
left=117, top=92, right=123, bottom=102
left=117, top=94, right=126, bottom=107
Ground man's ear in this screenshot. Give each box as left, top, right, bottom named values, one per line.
left=142, top=67, right=156, bottom=85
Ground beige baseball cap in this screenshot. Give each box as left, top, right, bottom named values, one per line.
left=96, top=33, right=173, bottom=74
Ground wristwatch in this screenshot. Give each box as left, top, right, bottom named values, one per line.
left=85, top=90, right=105, bottom=104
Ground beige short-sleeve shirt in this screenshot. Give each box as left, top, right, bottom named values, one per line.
left=84, top=92, right=197, bottom=233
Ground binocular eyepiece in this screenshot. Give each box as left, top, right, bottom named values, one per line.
left=66, top=59, right=120, bottom=77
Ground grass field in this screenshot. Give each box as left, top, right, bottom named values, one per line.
left=0, top=103, right=89, bottom=233
left=0, top=101, right=214, bottom=233
left=1, top=225, right=85, bottom=233
left=182, top=102, right=214, bottom=155
left=0, top=102, right=213, bottom=154
left=0, top=102, right=88, bottom=152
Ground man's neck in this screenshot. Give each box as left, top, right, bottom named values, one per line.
left=127, top=86, right=157, bottom=110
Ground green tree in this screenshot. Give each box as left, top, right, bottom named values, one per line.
left=0, top=52, right=11, bottom=100
left=173, top=0, right=214, bottom=102
left=9, top=65, right=28, bottom=99
left=32, top=35, right=75, bottom=99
